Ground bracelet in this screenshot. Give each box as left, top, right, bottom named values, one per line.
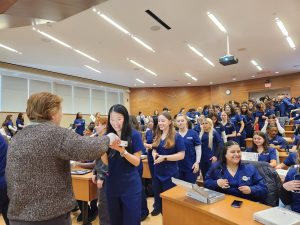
left=120, top=150, right=128, bottom=157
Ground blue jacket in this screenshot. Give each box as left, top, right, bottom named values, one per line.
left=204, top=162, right=268, bottom=202
left=0, top=135, right=8, bottom=189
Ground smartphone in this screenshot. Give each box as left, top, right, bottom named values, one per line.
left=231, top=200, right=243, bottom=208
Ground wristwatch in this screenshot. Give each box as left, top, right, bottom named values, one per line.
left=120, top=150, right=128, bottom=157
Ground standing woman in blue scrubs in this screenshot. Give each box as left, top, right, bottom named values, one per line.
left=74, top=112, right=85, bottom=136
left=16, top=113, right=25, bottom=131
left=151, top=112, right=185, bottom=215
left=176, top=114, right=201, bottom=183
left=220, top=112, right=236, bottom=142
left=241, top=104, right=255, bottom=138
left=101, top=104, right=143, bottom=225
left=204, top=141, right=268, bottom=202
left=199, top=118, right=223, bottom=180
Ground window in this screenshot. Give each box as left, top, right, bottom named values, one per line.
left=29, top=80, right=51, bottom=95
left=107, top=91, right=119, bottom=110
left=53, top=83, right=72, bottom=113
left=91, top=89, right=106, bottom=114
left=74, top=86, right=90, bottom=114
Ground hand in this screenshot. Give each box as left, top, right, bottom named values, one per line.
left=192, top=162, right=199, bottom=174
left=154, top=155, right=166, bottom=164
left=238, top=186, right=251, bottom=194
left=106, top=133, right=120, bottom=145
left=283, top=180, right=300, bottom=192
left=144, top=143, right=152, bottom=150
left=109, top=142, right=125, bottom=153
left=217, top=179, right=229, bottom=188
left=97, top=179, right=104, bottom=189
left=92, top=175, right=97, bottom=184
left=152, top=151, right=158, bottom=160
left=210, top=156, right=217, bottom=163
left=237, top=132, right=241, bottom=136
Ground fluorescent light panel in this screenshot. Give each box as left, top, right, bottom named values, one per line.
left=256, top=65, right=263, bottom=71
left=251, top=59, right=263, bottom=71
left=187, top=44, right=215, bottom=67
left=251, top=60, right=258, bottom=66
left=184, top=72, right=198, bottom=81
left=0, top=43, right=22, bottom=54
left=275, top=18, right=296, bottom=49
left=128, top=59, right=157, bottom=76
left=207, top=12, right=227, bottom=33
left=84, top=65, right=101, bottom=74
left=74, top=49, right=99, bottom=63
left=93, top=9, right=155, bottom=52
left=136, top=78, right=145, bottom=84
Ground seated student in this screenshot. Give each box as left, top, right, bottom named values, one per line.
left=261, top=115, right=285, bottom=136
left=266, top=124, right=288, bottom=150
left=204, top=141, right=268, bottom=202
left=245, top=131, right=277, bottom=168
left=276, top=142, right=300, bottom=169
left=280, top=144, right=300, bottom=213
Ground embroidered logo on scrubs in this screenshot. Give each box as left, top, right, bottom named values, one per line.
left=242, top=176, right=250, bottom=181
left=186, top=137, right=193, bottom=140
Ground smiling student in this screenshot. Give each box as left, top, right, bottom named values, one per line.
left=151, top=112, right=185, bottom=215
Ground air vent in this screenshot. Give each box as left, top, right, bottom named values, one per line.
left=145, top=10, right=171, bottom=30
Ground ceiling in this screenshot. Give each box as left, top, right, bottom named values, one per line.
left=0, top=0, right=300, bottom=87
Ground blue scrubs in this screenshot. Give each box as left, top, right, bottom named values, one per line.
left=230, top=114, right=246, bottom=147
left=278, top=98, right=294, bottom=117
left=214, top=122, right=225, bottom=139
left=145, top=129, right=154, bottom=177
left=223, top=122, right=236, bottom=141
left=268, top=135, right=288, bottom=149
left=284, top=168, right=300, bottom=213
left=242, top=113, right=254, bottom=138
left=245, top=147, right=277, bottom=163
left=200, top=130, right=223, bottom=179
left=204, top=162, right=268, bottom=202
left=178, top=129, right=201, bottom=183
left=106, top=129, right=143, bottom=225
left=283, top=152, right=297, bottom=167
left=153, top=133, right=185, bottom=212
left=293, top=136, right=300, bottom=146
left=4, top=121, right=14, bottom=137
left=193, top=124, right=201, bottom=135
left=74, top=119, right=85, bottom=136
left=254, top=111, right=266, bottom=130
left=16, top=118, right=24, bottom=131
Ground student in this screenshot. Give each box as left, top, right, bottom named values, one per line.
left=233, top=107, right=246, bottom=147
left=204, top=141, right=268, bottom=202
left=2, top=115, right=17, bottom=138
left=241, top=104, right=255, bottom=138
left=199, top=118, right=223, bottom=179
left=276, top=142, right=300, bottom=169
left=210, top=113, right=227, bottom=143
left=0, top=134, right=9, bottom=225
left=74, top=112, right=85, bottom=136
left=281, top=145, right=300, bottom=213
left=266, top=125, right=288, bottom=150
left=16, top=113, right=24, bottom=131
left=6, top=92, right=117, bottom=225
left=143, top=116, right=159, bottom=216
left=253, top=102, right=267, bottom=130
left=176, top=114, right=201, bottom=183
left=220, top=112, right=236, bottom=141
left=261, top=115, right=285, bottom=135
left=101, top=104, right=143, bottom=225
left=152, top=112, right=185, bottom=215
left=245, top=131, right=277, bottom=168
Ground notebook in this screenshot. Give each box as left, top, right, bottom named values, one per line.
left=71, top=169, right=92, bottom=175
left=254, top=207, right=300, bottom=225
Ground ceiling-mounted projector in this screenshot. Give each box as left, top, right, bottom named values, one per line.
left=219, top=55, right=238, bottom=66
left=219, top=35, right=238, bottom=66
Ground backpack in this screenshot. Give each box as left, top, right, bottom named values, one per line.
left=242, top=160, right=281, bottom=207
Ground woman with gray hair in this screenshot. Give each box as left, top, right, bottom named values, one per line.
left=6, top=92, right=119, bottom=225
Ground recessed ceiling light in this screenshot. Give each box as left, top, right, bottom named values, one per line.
left=209, top=81, right=213, bottom=85
left=207, top=12, right=227, bottom=33
left=136, top=78, right=145, bottom=84
left=184, top=72, right=198, bottom=81
left=84, top=65, right=101, bottom=74
left=153, top=83, right=157, bottom=86
left=187, top=83, right=191, bottom=85
left=275, top=71, right=279, bottom=74
left=187, top=44, right=215, bottom=67
left=232, top=77, right=236, bottom=81
left=131, top=35, right=155, bottom=52
left=0, top=43, right=22, bottom=54
left=256, top=65, right=263, bottom=71
left=33, top=27, right=72, bottom=48
left=251, top=75, right=256, bottom=78
left=184, top=72, right=192, bottom=77
left=134, top=84, right=137, bottom=86
left=191, top=77, right=198, bottom=81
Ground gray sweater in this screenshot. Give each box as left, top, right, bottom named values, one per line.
left=6, top=122, right=110, bottom=221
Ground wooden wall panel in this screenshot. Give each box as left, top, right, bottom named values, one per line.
left=130, top=72, right=300, bottom=116
left=130, top=86, right=211, bottom=116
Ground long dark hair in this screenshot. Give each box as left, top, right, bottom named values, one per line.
left=252, top=131, right=269, bottom=153
left=2, top=114, right=12, bottom=127
left=219, top=140, right=240, bottom=166
left=76, top=112, right=82, bottom=120
left=107, top=104, right=133, bottom=153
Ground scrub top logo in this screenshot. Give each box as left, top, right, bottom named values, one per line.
left=242, top=176, right=250, bottom=181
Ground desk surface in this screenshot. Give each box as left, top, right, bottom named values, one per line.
left=161, top=186, right=269, bottom=225
left=72, top=171, right=97, bottom=201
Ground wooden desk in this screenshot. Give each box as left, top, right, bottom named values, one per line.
left=285, top=125, right=294, bottom=131
left=142, top=159, right=151, bottom=179
left=72, top=171, right=97, bottom=225
left=279, top=151, right=289, bottom=163
left=161, top=186, right=269, bottom=225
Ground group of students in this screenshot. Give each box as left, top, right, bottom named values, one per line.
left=0, top=113, right=24, bottom=139
left=1, top=92, right=300, bottom=225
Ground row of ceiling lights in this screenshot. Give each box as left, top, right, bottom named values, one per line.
left=0, top=8, right=296, bottom=86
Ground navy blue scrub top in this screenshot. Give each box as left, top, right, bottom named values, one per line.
left=245, top=147, right=277, bottom=163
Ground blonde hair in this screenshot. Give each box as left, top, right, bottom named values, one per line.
left=176, top=114, right=189, bottom=128
left=26, top=92, right=62, bottom=122
left=152, top=112, right=176, bottom=149
left=200, top=118, right=214, bottom=149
